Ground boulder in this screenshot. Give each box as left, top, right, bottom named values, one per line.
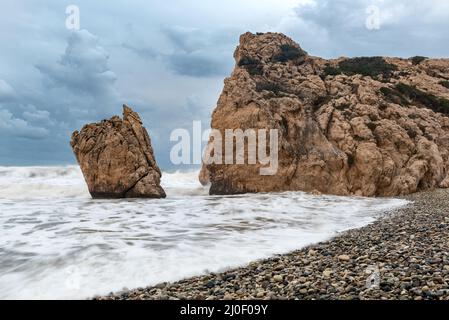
left=201, top=32, right=449, bottom=196
left=71, top=105, right=166, bottom=199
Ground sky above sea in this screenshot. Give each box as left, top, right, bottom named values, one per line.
left=1, top=0, right=448, bottom=168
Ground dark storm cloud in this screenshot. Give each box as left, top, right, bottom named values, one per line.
left=162, top=27, right=237, bottom=77
left=1, top=0, right=448, bottom=166
left=122, top=26, right=237, bottom=77
left=0, top=105, right=49, bottom=140
left=163, top=51, right=230, bottom=77
left=36, top=30, right=117, bottom=96
left=0, top=29, right=121, bottom=165
left=290, top=0, right=449, bottom=58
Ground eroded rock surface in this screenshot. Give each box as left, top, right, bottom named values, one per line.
left=201, top=32, right=449, bottom=196
left=71, top=105, right=166, bottom=199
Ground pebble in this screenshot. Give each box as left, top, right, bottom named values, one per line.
left=338, top=255, right=350, bottom=262
left=154, top=282, right=166, bottom=289
left=97, top=189, right=449, bottom=301
left=323, top=270, right=332, bottom=278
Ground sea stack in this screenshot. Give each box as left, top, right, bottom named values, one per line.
left=71, top=105, right=166, bottom=199
left=201, top=32, right=449, bottom=197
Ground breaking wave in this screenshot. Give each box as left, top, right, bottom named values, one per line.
left=0, top=166, right=408, bottom=299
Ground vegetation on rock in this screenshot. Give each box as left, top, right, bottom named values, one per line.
left=323, top=57, right=397, bottom=79
left=381, top=83, right=449, bottom=115
left=440, top=80, right=449, bottom=89
left=256, top=81, right=284, bottom=94
left=238, top=56, right=263, bottom=75
left=313, top=95, right=332, bottom=111
left=410, top=56, right=428, bottom=65
left=272, top=44, right=306, bottom=63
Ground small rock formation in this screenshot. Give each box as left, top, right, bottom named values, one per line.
left=198, top=165, right=210, bottom=186
left=201, top=32, right=449, bottom=197
left=71, top=105, right=166, bottom=199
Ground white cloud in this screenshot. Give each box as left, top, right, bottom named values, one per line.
left=0, top=106, right=49, bottom=139
left=36, top=29, right=117, bottom=95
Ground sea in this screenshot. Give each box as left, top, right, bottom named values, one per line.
left=0, top=166, right=408, bottom=299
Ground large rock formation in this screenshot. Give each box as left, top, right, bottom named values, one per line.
left=71, top=105, right=166, bottom=199
left=201, top=32, right=449, bottom=197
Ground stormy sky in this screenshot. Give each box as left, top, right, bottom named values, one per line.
left=1, top=0, right=448, bottom=168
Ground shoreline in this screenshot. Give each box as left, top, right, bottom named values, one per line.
left=97, top=189, right=449, bottom=300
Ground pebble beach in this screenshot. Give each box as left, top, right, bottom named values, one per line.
left=98, top=189, right=449, bottom=300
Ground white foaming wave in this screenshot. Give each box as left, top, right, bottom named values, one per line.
left=0, top=192, right=409, bottom=299
left=0, top=165, right=82, bottom=180
left=0, top=166, right=90, bottom=199
left=0, top=166, right=411, bottom=300
left=0, top=166, right=207, bottom=199
left=161, top=170, right=208, bottom=196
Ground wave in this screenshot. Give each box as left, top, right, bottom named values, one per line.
left=0, top=166, right=89, bottom=200
left=0, top=165, right=82, bottom=180
left=0, top=166, right=207, bottom=199
left=0, top=166, right=409, bottom=299
left=161, top=170, right=209, bottom=197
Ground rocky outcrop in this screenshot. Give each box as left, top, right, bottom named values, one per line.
left=71, top=105, right=166, bottom=199
left=201, top=32, right=449, bottom=197
left=199, top=165, right=210, bottom=186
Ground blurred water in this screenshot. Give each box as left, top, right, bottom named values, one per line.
left=0, top=166, right=408, bottom=299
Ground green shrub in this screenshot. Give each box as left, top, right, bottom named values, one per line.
left=410, top=56, right=428, bottom=65
left=272, top=44, right=306, bottom=63
left=322, top=57, right=397, bottom=79
left=323, top=65, right=342, bottom=77
left=439, top=80, right=449, bottom=89
left=256, top=81, right=283, bottom=94
left=380, top=87, right=408, bottom=106
left=395, top=83, right=440, bottom=109
left=312, top=95, right=332, bottom=111
left=238, top=56, right=263, bottom=75
left=381, top=83, right=449, bottom=115
left=338, top=57, right=397, bottom=78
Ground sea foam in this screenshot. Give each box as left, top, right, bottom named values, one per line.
left=0, top=166, right=408, bottom=299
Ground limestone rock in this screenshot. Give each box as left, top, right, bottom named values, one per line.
left=198, top=165, right=210, bottom=186
left=201, top=32, right=449, bottom=196
left=71, top=105, right=166, bottom=199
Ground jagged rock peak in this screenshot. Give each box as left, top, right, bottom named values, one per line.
left=235, top=32, right=307, bottom=64
left=71, top=105, right=166, bottom=199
